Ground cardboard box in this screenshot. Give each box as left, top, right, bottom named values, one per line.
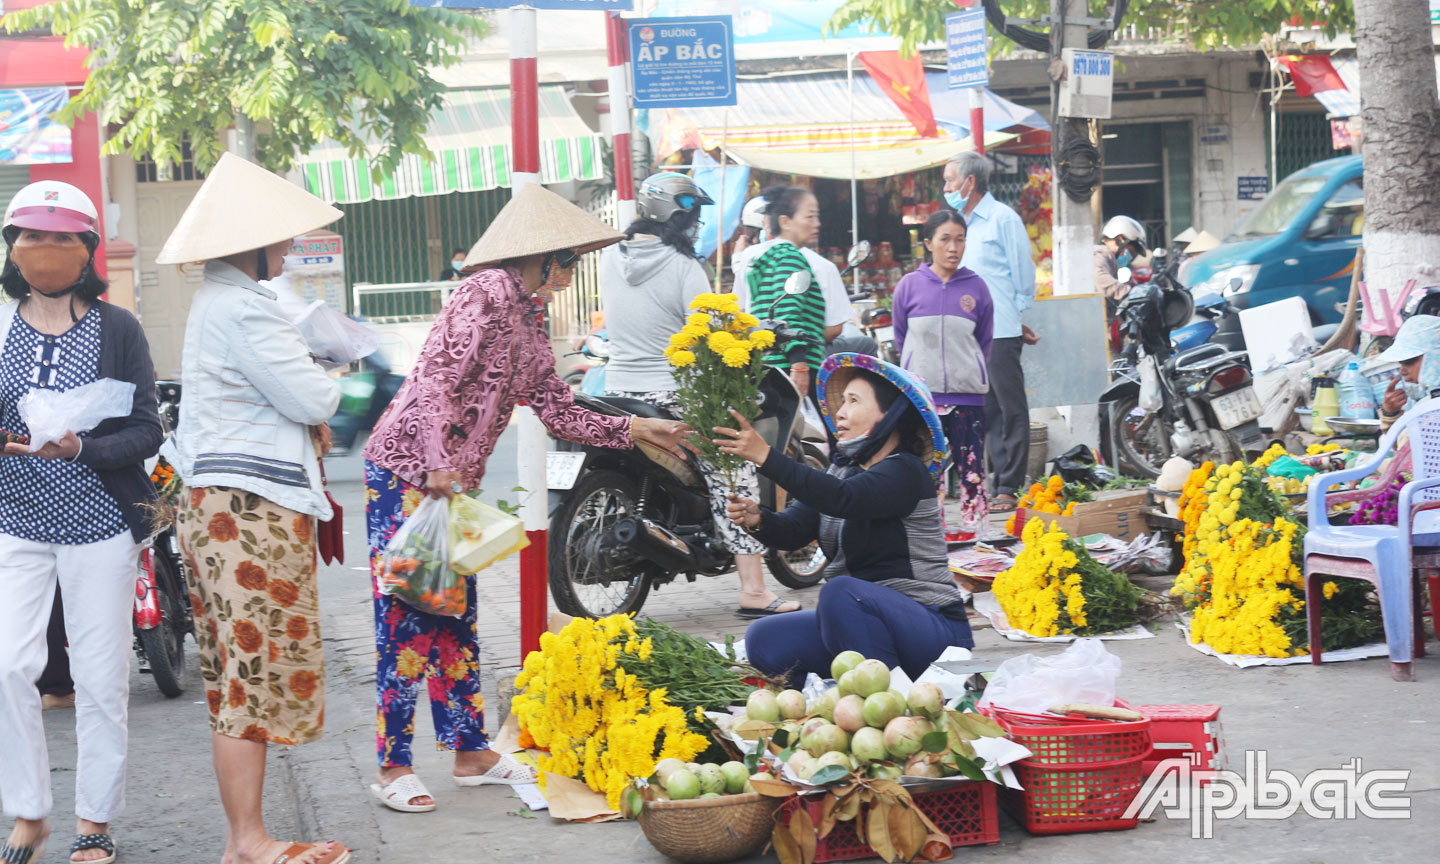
left=1014, top=489, right=1149, bottom=541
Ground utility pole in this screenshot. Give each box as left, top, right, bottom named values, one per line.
left=1049, top=0, right=1097, bottom=298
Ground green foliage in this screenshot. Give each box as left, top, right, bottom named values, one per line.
left=824, top=0, right=1354, bottom=58
left=2, top=0, right=486, bottom=175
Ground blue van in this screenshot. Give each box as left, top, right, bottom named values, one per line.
left=1180, top=155, right=1363, bottom=340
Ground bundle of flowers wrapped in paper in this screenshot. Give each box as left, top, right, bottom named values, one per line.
left=992, top=518, right=1143, bottom=637
left=1004, top=474, right=1092, bottom=535
left=665, top=293, right=776, bottom=479
left=1171, top=453, right=1382, bottom=657
left=512, top=615, right=709, bottom=808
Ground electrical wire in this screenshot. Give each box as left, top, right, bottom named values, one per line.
left=1056, top=118, right=1102, bottom=202
left=982, top=0, right=1128, bottom=53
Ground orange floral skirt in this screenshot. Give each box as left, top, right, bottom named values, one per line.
left=177, top=485, right=325, bottom=746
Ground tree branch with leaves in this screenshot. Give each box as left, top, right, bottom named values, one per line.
left=2, top=0, right=486, bottom=175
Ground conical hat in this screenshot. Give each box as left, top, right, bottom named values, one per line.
left=1184, top=230, right=1222, bottom=255
left=464, top=183, right=623, bottom=269
left=156, top=153, right=342, bottom=265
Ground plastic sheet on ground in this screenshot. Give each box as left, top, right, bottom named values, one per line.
left=972, top=592, right=1155, bottom=642
left=1176, top=620, right=1389, bottom=668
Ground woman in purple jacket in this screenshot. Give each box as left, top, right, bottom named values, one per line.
left=892, top=210, right=994, bottom=537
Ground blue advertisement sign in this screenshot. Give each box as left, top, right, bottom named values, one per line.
left=945, top=10, right=988, bottom=89
left=629, top=16, right=737, bottom=109
left=410, top=1, right=633, bottom=9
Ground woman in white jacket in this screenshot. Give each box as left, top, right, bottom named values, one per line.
left=158, top=154, right=350, bottom=864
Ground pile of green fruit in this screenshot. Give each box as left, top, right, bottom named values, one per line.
left=648, top=758, right=767, bottom=802
left=736, top=650, right=1005, bottom=783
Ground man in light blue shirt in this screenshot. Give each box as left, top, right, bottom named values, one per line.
left=944, top=151, right=1039, bottom=508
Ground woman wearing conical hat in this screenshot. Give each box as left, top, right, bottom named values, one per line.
left=157, top=154, right=351, bottom=864
left=361, top=183, right=692, bottom=813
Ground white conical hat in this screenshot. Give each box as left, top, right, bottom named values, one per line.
left=464, top=183, right=623, bottom=270
left=156, top=152, right=342, bottom=265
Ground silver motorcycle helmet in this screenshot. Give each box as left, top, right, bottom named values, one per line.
left=636, top=172, right=714, bottom=223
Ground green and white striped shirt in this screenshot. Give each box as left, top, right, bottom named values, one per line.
left=746, top=241, right=827, bottom=370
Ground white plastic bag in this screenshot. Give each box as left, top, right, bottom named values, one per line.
left=18, top=378, right=135, bottom=452
left=976, top=638, right=1122, bottom=715
left=264, top=272, right=377, bottom=370
left=377, top=496, right=463, bottom=617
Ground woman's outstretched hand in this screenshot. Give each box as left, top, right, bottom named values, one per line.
left=631, top=417, right=696, bottom=458
left=714, top=409, right=771, bottom=465
left=4, top=431, right=80, bottom=460
left=727, top=493, right=761, bottom=529
left=425, top=470, right=463, bottom=499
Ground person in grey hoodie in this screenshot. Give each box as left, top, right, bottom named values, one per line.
left=599, top=173, right=799, bottom=618
left=892, top=209, right=994, bottom=537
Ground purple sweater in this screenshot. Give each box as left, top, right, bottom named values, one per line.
left=892, top=263, right=994, bottom=407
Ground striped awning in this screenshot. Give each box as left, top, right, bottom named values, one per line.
left=298, top=86, right=604, bottom=204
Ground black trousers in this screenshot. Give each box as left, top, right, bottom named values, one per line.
left=984, top=337, right=1030, bottom=497
left=37, top=585, right=73, bottom=697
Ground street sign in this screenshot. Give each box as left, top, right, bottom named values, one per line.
left=1237, top=176, right=1270, bottom=201
left=629, top=16, right=737, bottom=109
left=410, top=1, right=633, bottom=8
left=945, top=10, right=988, bottom=89
left=1058, top=48, right=1112, bottom=119
left=1432, top=0, right=1440, bottom=24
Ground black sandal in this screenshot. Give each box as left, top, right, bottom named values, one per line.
left=70, top=833, right=115, bottom=864
left=0, top=837, right=48, bottom=864
left=736, top=598, right=801, bottom=619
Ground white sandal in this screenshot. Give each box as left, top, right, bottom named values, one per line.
left=453, top=754, right=539, bottom=787
left=369, top=773, right=436, bottom=813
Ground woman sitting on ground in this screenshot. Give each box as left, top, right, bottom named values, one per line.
left=714, top=353, right=974, bottom=687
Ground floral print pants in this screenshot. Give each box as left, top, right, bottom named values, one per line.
left=365, top=461, right=487, bottom=768
left=941, top=406, right=989, bottom=536
left=177, top=486, right=325, bottom=746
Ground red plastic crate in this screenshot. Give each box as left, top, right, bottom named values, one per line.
left=990, top=707, right=1152, bottom=835
left=781, top=781, right=999, bottom=862
left=1138, top=704, right=1226, bottom=785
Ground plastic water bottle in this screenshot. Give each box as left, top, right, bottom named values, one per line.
left=1338, top=362, right=1377, bottom=420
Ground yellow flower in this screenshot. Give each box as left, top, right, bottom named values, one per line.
left=396, top=648, right=425, bottom=679
left=669, top=350, right=696, bottom=368
left=681, top=323, right=709, bottom=341
left=722, top=346, right=751, bottom=367
left=1323, top=581, right=1338, bottom=600
left=668, top=332, right=697, bottom=350
left=707, top=330, right=737, bottom=353
left=748, top=329, right=776, bottom=349
left=686, top=313, right=711, bottom=327
left=736, top=313, right=761, bottom=329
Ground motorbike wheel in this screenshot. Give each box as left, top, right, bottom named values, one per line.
left=1111, top=395, right=1172, bottom=479
left=563, top=369, right=587, bottom=391
left=549, top=470, right=653, bottom=618
left=765, top=442, right=830, bottom=589
left=139, top=551, right=188, bottom=698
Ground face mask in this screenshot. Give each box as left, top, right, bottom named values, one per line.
left=835, top=430, right=872, bottom=458
left=944, top=190, right=967, bottom=211
left=452, top=259, right=464, bottom=270
left=9, top=243, right=90, bottom=295
left=1117, top=250, right=1134, bottom=268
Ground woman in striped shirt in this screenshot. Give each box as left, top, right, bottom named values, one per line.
left=741, top=186, right=829, bottom=398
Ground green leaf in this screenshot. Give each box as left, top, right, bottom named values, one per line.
left=921, top=731, right=948, bottom=754
left=808, top=764, right=852, bottom=786
left=948, top=755, right=987, bottom=783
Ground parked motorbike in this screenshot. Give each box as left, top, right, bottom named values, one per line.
left=546, top=273, right=830, bottom=618
left=137, top=380, right=195, bottom=698
left=1101, top=266, right=1266, bottom=479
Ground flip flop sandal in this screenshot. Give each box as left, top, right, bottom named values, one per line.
left=1, top=836, right=48, bottom=864
left=370, top=773, right=437, bottom=813
left=69, top=834, right=115, bottom=864
left=274, top=842, right=352, bottom=864
left=454, top=754, right=540, bottom=787
left=736, top=598, right=801, bottom=619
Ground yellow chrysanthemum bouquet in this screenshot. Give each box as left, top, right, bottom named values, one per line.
left=1171, top=449, right=1382, bottom=657
left=992, top=518, right=1142, bottom=637
left=665, top=292, right=777, bottom=478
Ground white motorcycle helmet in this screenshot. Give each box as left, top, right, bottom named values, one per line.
left=3, top=180, right=101, bottom=244
left=1101, top=215, right=1147, bottom=256
left=740, top=196, right=767, bottom=231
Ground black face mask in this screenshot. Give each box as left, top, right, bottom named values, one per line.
left=832, top=398, right=912, bottom=469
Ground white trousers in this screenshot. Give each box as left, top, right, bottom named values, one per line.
left=0, top=530, right=139, bottom=822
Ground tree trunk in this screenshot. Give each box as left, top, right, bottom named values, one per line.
left=1353, top=0, right=1440, bottom=306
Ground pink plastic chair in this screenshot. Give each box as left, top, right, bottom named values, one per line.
left=1323, top=442, right=1410, bottom=509
left=1304, top=399, right=1440, bottom=681
left=1357, top=279, right=1418, bottom=339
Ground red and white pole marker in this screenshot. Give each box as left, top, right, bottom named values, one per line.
left=606, top=10, right=636, bottom=227
left=968, top=87, right=985, bottom=156
left=510, top=5, right=540, bottom=191
left=511, top=5, right=545, bottom=661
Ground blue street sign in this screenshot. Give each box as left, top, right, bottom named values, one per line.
left=629, top=16, right=737, bottom=109
left=410, top=1, right=633, bottom=9
left=945, top=10, right=988, bottom=89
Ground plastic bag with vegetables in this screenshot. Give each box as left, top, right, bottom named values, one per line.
left=378, top=496, right=466, bottom=617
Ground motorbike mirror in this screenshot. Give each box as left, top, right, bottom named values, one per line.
left=1151, top=247, right=1168, bottom=260
left=783, top=270, right=813, bottom=295
left=1116, top=266, right=1133, bottom=283
left=846, top=241, right=872, bottom=268
left=1304, top=212, right=1337, bottom=240
left=1228, top=277, right=1244, bottom=292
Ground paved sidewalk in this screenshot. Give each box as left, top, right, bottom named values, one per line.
left=286, top=446, right=1439, bottom=864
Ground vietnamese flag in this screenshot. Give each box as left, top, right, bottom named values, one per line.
left=859, top=51, right=940, bottom=138
left=1278, top=55, right=1347, bottom=98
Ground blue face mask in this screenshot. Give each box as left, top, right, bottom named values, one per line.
left=944, top=190, right=967, bottom=211
left=1117, top=250, right=1134, bottom=268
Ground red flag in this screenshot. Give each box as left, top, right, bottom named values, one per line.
left=1278, top=55, right=1346, bottom=98
left=858, top=51, right=939, bottom=138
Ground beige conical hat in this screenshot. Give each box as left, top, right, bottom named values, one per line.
left=464, top=183, right=623, bottom=269
left=155, top=152, right=342, bottom=265
left=1185, top=230, right=1222, bottom=255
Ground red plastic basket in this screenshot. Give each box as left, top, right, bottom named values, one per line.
left=990, top=707, right=1152, bottom=834
left=1138, top=704, right=1226, bottom=785
left=781, top=781, right=999, bottom=862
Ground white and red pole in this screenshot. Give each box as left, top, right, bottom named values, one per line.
left=607, top=11, right=636, bottom=227
left=510, top=5, right=546, bottom=662
left=968, top=87, right=986, bottom=156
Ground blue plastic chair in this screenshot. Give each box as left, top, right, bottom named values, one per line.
left=1304, top=398, right=1440, bottom=681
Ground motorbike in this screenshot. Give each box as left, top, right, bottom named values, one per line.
left=136, top=380, right=195, bottom=698
left=563, top=325, right=610, bottom=392
left=331, top=353, right=405, bottom=454
left=546, top=272, right=830, bottom=618
left=1101, top=262, right=1267, bottom=479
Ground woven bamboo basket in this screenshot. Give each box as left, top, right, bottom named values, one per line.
left=638, top=792, right=780, bottom=864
